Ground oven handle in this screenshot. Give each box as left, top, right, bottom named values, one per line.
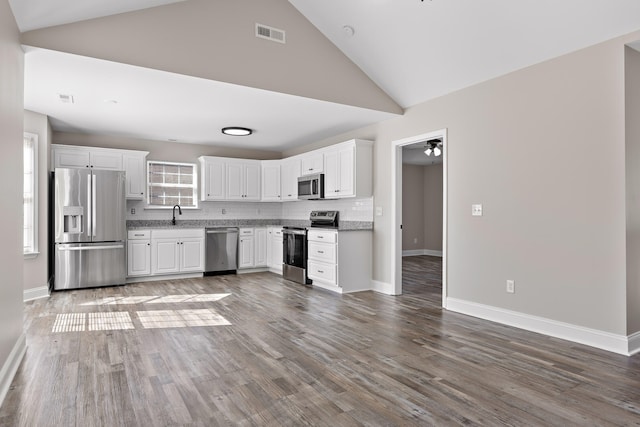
left=282, top=229, right=307, bottom=236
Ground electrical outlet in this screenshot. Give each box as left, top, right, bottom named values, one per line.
left=413, top=238, right=418, bottom=244
left=375, top=206, right=383, bottom=216
left=130, top=208, right=135, bottom=215
left=506, top=279, right=515, bottom=294
left=472, top=204, right=483, bottom=216
left=222, top=208, right=226, bottom=215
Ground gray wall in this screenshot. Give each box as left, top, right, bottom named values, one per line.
left=0, top=0, right=25, bottom=379
left=24, top=110, right=51, bottom=292
left=402, top=163, right=443, bottom=252
left=402, top=164, right=425, bottom=251
left=423, top=164, right=443, bottom=252
left=626, top=46, right=640, bottom=335
left=286, top=30, right=640, bottom=336
left=53, top=131, right=282, bottom=163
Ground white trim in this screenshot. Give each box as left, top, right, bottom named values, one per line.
left=371, top=279, right=395, bottom=295
left=0, top=334, right=26, bottom=408
left=23, top=132, right=38, bottom=256
left=391, top=129, right=448, bottom=307
left=446, top=297, right=631, bottom=356
left=402, top=249, right=443, bottom=257
left=628, top=331, right=640, bottom=356
left=23, top=285, right=49, bottom=302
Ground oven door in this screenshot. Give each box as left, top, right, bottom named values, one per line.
left=282, top=228, right=310, bottom=284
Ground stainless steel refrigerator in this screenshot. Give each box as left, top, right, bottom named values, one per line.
left=53, top=168, right=126, bottom=290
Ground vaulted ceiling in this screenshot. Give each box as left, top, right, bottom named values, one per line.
left=9, top=0, right=640, bottom=152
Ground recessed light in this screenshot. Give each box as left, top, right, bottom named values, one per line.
left=222, top=127, right=252, bottom=136
left=343, top=25, right=355, bottom=37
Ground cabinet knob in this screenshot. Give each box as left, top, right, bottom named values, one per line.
left=140, top=192, right=143, bottom=195
left=147, top=243, right=150, bottom=246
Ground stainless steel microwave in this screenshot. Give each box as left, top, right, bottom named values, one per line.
left=297, top=173, right=324, bottom=200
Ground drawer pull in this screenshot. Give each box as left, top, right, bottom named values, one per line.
left=317, top=250, right=324, bottom=254
left=318, top=236, right=324, bottom=239
left=318, top=270, right=324, bottom=273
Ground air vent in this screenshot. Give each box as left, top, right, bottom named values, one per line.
left=58, top=93, right=74, bottom=104
left=255, top=23, right=286, bottom=44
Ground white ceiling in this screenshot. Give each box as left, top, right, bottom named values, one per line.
left=11, top=0, right=640, bottom=152
left=289, top=0, right=640, bottom=108
left=23, top=47, right=396, bottom=152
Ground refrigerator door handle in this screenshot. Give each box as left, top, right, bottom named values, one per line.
left=92, top=173, right=97, bottom=238
left=58, top=244, right=125, bottom=251
left=87, top=173, right=92, bottom=238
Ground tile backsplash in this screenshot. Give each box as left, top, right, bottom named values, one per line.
left=127, top=197, right=373, bottom=222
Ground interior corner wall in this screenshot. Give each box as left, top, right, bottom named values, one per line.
left=0, top=0, right=26, bottom=376
left=24, top=110, right=50, bottom=293
left=423, top=163, right=443, bottom=252
left=402, top=164, right=425, bottom=251
left=625, top=45, right=640, bottom=335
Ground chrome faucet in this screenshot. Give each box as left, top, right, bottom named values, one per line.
left=172, top=204, right=182, bottom=225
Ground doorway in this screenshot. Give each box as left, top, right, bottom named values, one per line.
left=391, top=129, right=447, bottom=307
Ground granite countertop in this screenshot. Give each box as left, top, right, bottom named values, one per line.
left=126, top=219, right=373, bottom=231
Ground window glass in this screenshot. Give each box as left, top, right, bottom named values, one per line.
left=147, top=161, right=197, bottom=208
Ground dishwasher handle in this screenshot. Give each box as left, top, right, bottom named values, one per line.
left=206, top=228, right=239, bottom=234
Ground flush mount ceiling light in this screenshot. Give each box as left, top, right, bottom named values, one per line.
left=424, top=138, right=443, bottom=157
left=221, top=127, right=252, bottom=136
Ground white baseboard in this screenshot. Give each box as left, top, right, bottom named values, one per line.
left=402, top=249, right=442, bottom=257
left=0, top=334, right=26, bottom=408
left=628, top=331, right=640, bottom=356
left=371, top=279, right=395, bottom=295
left=237, top=267, right=269, bottom=274
left=23, top=285, right=49, bottom=302
left=446, top=297, right=631, bottom=356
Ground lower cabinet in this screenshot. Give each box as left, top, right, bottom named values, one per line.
left=267, top=227, right=283, bottom=273
left=149, top=229, right=205, bottom=276
left=239, top=228, right=268, bottom=269
left=307, top=229, right=371, bottom=293
left=127, top=230, right=151, bottom=277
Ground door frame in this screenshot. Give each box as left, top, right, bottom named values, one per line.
left=390, top=128, right=448, bottom=307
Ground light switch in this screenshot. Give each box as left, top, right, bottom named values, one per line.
left=375, top=206, right=383, bottom=216
left=472, top=204, right=483, bottom=216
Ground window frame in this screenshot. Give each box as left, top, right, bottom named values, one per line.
left=146, top=160, right=199, bottom=209
left=24, top=132, right=38, bottom=258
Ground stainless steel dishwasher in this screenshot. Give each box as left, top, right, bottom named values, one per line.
left=204, top=227, right=239, bottom=275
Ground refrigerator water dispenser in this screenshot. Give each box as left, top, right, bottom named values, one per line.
left=62, top=206, right=84, bottom=233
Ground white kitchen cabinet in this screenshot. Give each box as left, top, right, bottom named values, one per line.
left=300, top=151, right=324, bottom=175
left=261, top=160, right=281, bottom=201
left=255, top=228, right=268, bottom=267
left=323, top=139, right=373, bottom=199
left=238, top=227, right=268, bottom=269
left=151, top=229, right=205, bottom=275
left=226, top=159, right=261, bottom=201
left=238, top=228, right=255, bottom=269
left=123, top=151, right=148, bottom=200
left=307, top=228, right=371, bottom=294
left=127, top=230, right=151, bottom=277
left=52, top=145, right=123, bottom=170
left=280, top=157, right=300, bottom=201
left=267, top=227, right=283, bottom=273
left=199, top=156, right=226, bottom=201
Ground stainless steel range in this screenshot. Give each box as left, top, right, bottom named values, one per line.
left=282, top=210, right=339, bottom=285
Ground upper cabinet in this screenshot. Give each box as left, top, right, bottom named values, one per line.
left=280, top=157, right=300, bottom=201
left=226, top=159, right=261, bottom=201
left=261, top=160, right=281, bottom=201
left=53, top=145, right=123, bottom=170
left=199, top=156, right=226, bottom=201
left=122, top=152, right=148, bottom=200
left=323, top=139, right=373, bottom=199
left=300, top=151, right=324, bottom=175
left=52, top=144, right=148, bottom=200
left=199, top=156, right=260, bottom=202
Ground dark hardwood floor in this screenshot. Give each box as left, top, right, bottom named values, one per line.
left=1, top=260, right=640, bottom=426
